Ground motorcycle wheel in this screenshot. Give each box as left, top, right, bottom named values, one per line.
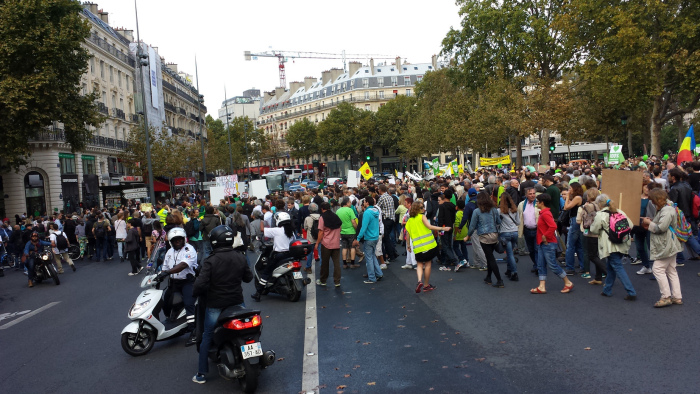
left=121, top=329, right=155, bottom=356
left=68, top=245, right=80, bottom=260
left=48, top=264, right=60, bottom=285
left=237, top=360, right=260, bottom=393
left=287, top=286, right=301, bottom=302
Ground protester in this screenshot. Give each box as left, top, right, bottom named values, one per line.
left=466, top=193, right=505, bottom=288
left=406, top=201, right=447, bottom=293
left=530, top=193, right=574, bottom=294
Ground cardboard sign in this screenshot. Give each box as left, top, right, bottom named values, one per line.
left=608, top=145, right=625, bottom=165
left=601, top=169, right=642, bottom=226
left=347, top=170, right=359, bottom=188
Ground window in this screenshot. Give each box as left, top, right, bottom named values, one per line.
left=362, top=78, right=369, bottom=88
left=82, top=83, right=87, bottom=95
left=100, top=61, right=104, bottom=78
left=118, top=70, right=122, bottom=87
left=406, top=89, right=412, bottom=97
left=24, top=172, right=46, bottom=216
left=109, top=65, right=113, bottom=82
left=379, top=91, right=384, bottom=99
left=82, top=156, right=96, bottom=174
left=377, top=77, right=384, bottom=87
left=365, top=104, right=371, bottom=111
left=120, top=98, right=124, bottom=111
left=102, top=91, right=107, bottom=104
left=111, top=94, right=116, bottom=108
left=350, top=80, right=354, bottom=89
left=125, top=75, right=129, bottom=90
left=364, top=91, right=370, bottom=100
left=404, top=76, right=411, bottom=86
left=391, top=76, right=397, bottom=86
left=90, top=57, right=95, bottom=74
left=417, top=75, right=423, bottom=83
left=59, top=155, right=76, bottom=175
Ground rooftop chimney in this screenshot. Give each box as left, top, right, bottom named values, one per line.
left=370, top=58, right=375, bottom=75
left=116, top=29, right=134, bottom=42
left=304, top=76, right=317, bottom=91
left=321, top=70, right=331, bottom=85
left=87, top=3, right=98, bottom=15
left=264, top=91, right=274, bottom=103
left=329, top=68, right=343, bottom=83
left=289, top=81, right=303, bottom=93
left=348, top=61, right=362, bottom=77
left=396, top=57, right=402, bottom=74
left=167, top=63, right=178, bottom=73
left=275, top=87, right=285, bottom=99
left=99, top=11, right=109, bottom=24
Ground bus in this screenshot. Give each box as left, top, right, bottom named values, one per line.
left=281, top=167, right=302, bottom=181
left=262, top=171, right=287, bottom=192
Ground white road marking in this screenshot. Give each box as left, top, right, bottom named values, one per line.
left=0, top=302, right=60, bottom=330
left=301, top=270, right=319, bottom=393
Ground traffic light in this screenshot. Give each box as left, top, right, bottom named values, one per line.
left=548, top=137, right=556, bottom=152
left=365, top=146, right=371, bottom=161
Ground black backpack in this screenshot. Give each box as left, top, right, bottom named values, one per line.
left=55, top=232, right=68, bottom=250
left=310, top=217, right=320, bottom=239
left=185, top=220, right=197, bottom=238
left=94, top=221, right=106, bottom=238
left=142, top=219, right=154, bottom=235
left=235, top=224, right=250, bottom=248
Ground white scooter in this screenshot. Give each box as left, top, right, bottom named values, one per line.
left=121, top=267, right=191, bottom=356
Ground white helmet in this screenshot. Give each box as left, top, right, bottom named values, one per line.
left=274, top=212, right=291, bottom=227
left=167, top=227, right=187, bottom=248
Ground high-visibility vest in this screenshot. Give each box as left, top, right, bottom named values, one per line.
left=406, top=214, right=437, bottom=254
left=157, top=209, right=168, bottom=224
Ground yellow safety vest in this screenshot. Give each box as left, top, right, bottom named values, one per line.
left=406, top=214, right=437, bottom=254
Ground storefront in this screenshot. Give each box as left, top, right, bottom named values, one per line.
left=24, top=171, right=46, bottom=217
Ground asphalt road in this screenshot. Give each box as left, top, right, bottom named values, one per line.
left=1, top=243, right=698, bottom=394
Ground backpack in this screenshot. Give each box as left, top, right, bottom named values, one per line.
left=581, top=203, right=598, bottom=230
left=36, top=222, right=45, bottom=234
left=604, top=211, right=632, bottom=244
left=142, top=219, right=154, bottom=235
left=310, top=217, right=320, bottom=240
left=669, top=203, right=693, bottom=243
left=55, top=232, right=68, bottom=250
left=692, top=192, right=700, bottom=220
left=94, top=221, right=106, bottom=238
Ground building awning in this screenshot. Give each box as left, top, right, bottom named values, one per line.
left=153, top=180, right=170, bottom=192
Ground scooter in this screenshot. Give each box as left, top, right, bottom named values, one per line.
left=202, top=306, right=276, bottom=393
left=252, top=239, right=312, bottom=302
left=120, top=265, right=191, bottom=356
left=30, top=247, right=60, bottom=285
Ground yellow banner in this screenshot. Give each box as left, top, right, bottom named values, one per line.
left=479, top=155, right=511, bottom=166
left=359, top=162, right=373, bottom=180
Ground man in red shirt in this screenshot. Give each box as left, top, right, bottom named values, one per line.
left=530, top=193, right=574, bottom=294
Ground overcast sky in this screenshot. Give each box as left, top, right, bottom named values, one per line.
left=95, top=0, right=463, bottom=116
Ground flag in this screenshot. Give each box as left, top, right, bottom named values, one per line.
left=677, top=125, right=696, bottom=164
left=359, top=162, right=373, bottom=180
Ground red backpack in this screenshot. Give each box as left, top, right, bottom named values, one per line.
left=692, top=192, right=700, bottom=220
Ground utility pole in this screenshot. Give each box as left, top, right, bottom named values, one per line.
left=134, top=0, right=155, bottom=204
left=195, top=57, right=205, bottom=191
left=243, top=106, right=250, bottom=184
left=223, top=87, right=233, bottom=175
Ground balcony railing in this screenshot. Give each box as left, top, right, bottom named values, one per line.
left=130, top=114, right=140, bottom=123
left=112, top=108, right=126, bottom=120
left=97, top=102, right=109, bottom=115
left=29, top=128, right=130, bottom=150
left=164, top=102, right=177, bottom=112
left=86, top=33, right=136, bottom=68
left=179, top=107, right=187, bottom=115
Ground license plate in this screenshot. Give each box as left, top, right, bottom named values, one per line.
left=240, top=342, right=263, bottom=359
left=293, top=271, right=303, bottom=279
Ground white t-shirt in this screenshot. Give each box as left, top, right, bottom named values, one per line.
left=114, top=219, right=127, bottom=239
left=263, top=227, right=292, bottom=252
left=162, top=244, right=198, bottom=279
left=263, top=211, right=273, bottom=228
left=49, top=230, right=69, bottom=254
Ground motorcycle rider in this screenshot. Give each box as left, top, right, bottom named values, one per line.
left=251, top=212, right=294, bottom=302
left=22, top=231, right=51, bottom=288
left=155, top=227, right=198, bottom=346
left=191, top=225, right=253, bottom=384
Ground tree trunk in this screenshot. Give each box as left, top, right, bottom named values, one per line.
left=627, top=126, right=633, bottom=157
left=675, top=114, right=685, bottom=150
left=650, top=95, right=663, bottom=156
left=516, top=139, right=522, bottom=168
left=541, top=129, right=550, bottom=165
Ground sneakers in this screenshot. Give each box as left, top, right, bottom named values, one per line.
left=565, top=270, right=575, bottom=276
left=636, top=267, right=652, bottom=275
left=128, top=272, right=136, bottom=276
left=71, top=264, right=77, bottom=272
left=454, top=260, right=467, bottom=272
left=629, top=258, right=642, bottom=265
left=363, top=280, right=375, bottom=284
left=423, top=284, right=436, bottom=292
left=192, top=374, right=206, bottom=384
left=676, top=262, right=685, bottom=267
left=415, top=281, right=423, bottom=293
left=439, top=266, right=451, bottom=271
left=304, top=267, right=312, bottom=274
left=380, top=264, right=388, bottom=270
left=478, top=266, right=488, bottom=271
left=580, top=273, right=591, bottom=279
left=401, top=264, right=413, bottom=269
left=315, top=279, right=326, bottom=286
left=335, top=283, right=341, bottom=287
left=137, top=266, right=143, bottom=274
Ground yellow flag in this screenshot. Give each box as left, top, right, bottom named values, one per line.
left=359, top=162, right=373, bottom=180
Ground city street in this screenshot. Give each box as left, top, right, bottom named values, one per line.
left=1, top=244, right=698, bottom=393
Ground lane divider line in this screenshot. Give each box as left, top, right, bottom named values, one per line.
left=301, top=270, right=319, bottom=393
left=0, top=301, right=61, bottom=330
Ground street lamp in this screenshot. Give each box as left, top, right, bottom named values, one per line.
left=243, top=107, right=250, bottom=184
left=621, top=113, right=629, bottom=156
left=223, top=87, right=233, bottom=175
left=195, top=58, right=205, bottom=190
left=134, top=0, right=155, bottom=204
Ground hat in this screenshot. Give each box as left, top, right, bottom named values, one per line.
left=476, top=182, right=484, bottom=190
left=468, top=188, right=478, bottom=197
left=554, top=173, right=562, bottom=178
left=72, top=215, right=78, bottom=220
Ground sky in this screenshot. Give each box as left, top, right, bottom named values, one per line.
left=94, top=0, right=463, bottom=117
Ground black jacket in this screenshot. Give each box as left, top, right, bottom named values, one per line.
left=506, top=186, right=520, bottom=206
left=193, top=247, right=253, bottom=308
left=437, top=201, right=456, bottom=228
left=669, top=181, right=693, bottom=219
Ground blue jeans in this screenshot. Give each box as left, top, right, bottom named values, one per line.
left=523, top=228, right=538, bottom=269
left=202, top=241, right=213, bottom=261
left=363, top=240, right=382, bottom=282
left=306, top=243, right=318, bottom=268
left=537, top=242, right=565, bottom=281
left=565, top=217, right=584, bottom=271
left=634, top=230, right=650, bottom=268
left=602, top=252, right=636, bottom=296
left=500, top=232, right=518, bottom=274
left=198, top=303, right=245, bottom=375
left=95, top=237, right=107, bottom=260
left=439, top=231, right=457, bottom=265
left=453, top=240, right=469, bottom=262
left=106, top=235, right=115, bottom=258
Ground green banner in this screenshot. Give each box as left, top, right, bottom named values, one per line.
left=81, top=155, right=95, bottom=161
left=58, top=152, right=75, bottom=159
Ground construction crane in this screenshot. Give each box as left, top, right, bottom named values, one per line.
left=244, top=50, right=400, bottom=89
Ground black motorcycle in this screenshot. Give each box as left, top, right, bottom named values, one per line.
left=31, top=247, right=60, bottom=285
left=252, top=239, right=311, bottom=302
left=204, top=306, right=275, bottom=393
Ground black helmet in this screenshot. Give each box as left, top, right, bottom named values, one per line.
left=209, top=225, right=236, bottom=249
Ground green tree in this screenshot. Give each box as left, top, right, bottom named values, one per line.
left=317, top=102, right=375, bottom=160
left=0, top=0, right=103, bottom=169
left=286, top=118, right=318, bottom=161
left=375, top=95, right=416, bottom=155
left=562, top=0, right=700, bottom=156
